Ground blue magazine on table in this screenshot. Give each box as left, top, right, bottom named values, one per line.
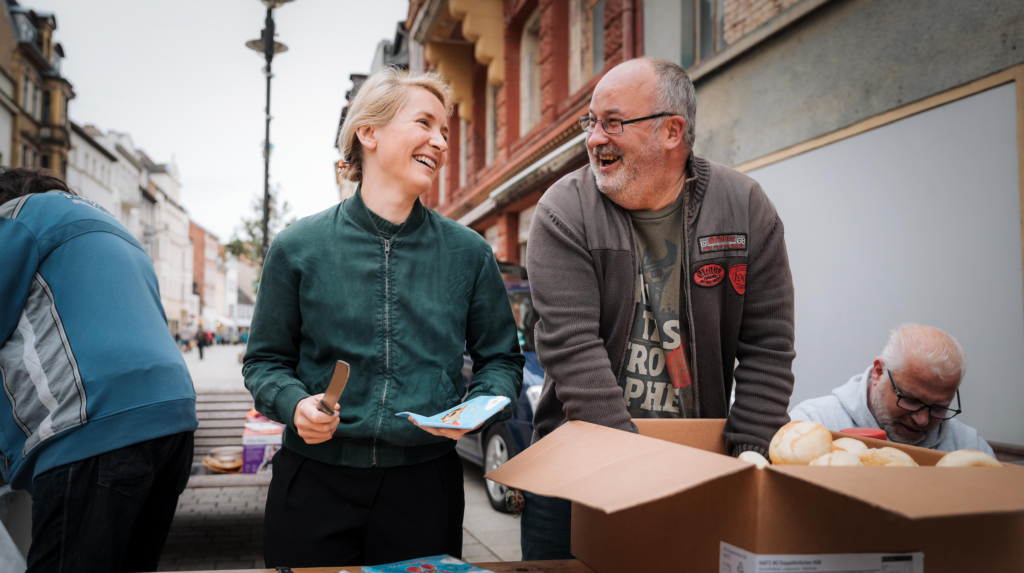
left=361, top=554, right=494, bottom=572
left=395, top=395, right=510, bottom=429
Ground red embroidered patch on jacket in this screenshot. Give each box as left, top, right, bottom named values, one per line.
left=729, top=264, right=747, bottom=295
left=693, top=264, right=724, bottom=287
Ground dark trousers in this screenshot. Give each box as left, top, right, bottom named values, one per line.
left=264, top=446, right=465, bottom=569
left=27, top=431, right=194, bottom=573
left=520, top=491, right=574, bottom=561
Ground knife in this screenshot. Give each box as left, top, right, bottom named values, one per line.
left=316, top=360, right=350, bottom=416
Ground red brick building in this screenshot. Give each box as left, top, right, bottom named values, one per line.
left=402, top=0, right=805, bottom=264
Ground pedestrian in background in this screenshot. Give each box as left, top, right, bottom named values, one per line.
left=0, top=169, right=199, bottom=573
left=244, top=67, right=524, bottom=569
left=196, top=328, right=207, bottom=359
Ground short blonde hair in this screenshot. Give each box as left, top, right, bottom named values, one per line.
left=337, top=67, right=454, bottom=183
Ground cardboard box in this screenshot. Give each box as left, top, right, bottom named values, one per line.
left=486, top=419, right=1024, bottom=573
left=242, top=423, right=283, bottom=474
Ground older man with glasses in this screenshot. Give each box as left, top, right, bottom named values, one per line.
left=790, top=324, right=993, bottom=455
left=521, top=57, right=796, bottom=560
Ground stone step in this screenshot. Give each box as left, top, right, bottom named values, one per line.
left=196, top=392, right=253, bottom=402
left=196, top=428, right=245, bottom=438
left=196, top=401, right=254, bottom=412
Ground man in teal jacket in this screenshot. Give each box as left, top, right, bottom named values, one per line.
left=0, top=170, right=198, bottom=573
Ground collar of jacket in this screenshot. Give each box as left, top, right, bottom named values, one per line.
left=686, top=151, right=712, bottom=218
left=346, top=183, right=427, bottom=239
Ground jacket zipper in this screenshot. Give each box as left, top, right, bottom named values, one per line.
left=372, top=238, right=392, bottom=467
left=681, top=178, right=701, bottom=417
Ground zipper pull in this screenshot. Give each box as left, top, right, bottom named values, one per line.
left=384, top=239, right=391, bottom=256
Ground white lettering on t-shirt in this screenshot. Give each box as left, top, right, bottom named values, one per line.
left=641, top=381, right=667, bottom=411
left=628, top=343, right=648, bottom=375
left=648, top=347, right=666, bottom=377
left=624, top=377, right=644, bottom=406
left=661, top=319, right=681, bottom=350
left=663, top=387, right=681, bottom=413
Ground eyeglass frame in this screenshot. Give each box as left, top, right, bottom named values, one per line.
left=579, top=112, right=675, bottom=134
left=886, top=369, right=962, bottom=420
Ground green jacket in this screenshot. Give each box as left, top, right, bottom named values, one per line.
left=242, top=189, right=524, bottom=468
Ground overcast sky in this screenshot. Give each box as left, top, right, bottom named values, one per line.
left=32, top=0, right=409, bottom=240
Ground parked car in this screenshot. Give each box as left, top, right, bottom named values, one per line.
left=456, top=266, right=544, bottom=512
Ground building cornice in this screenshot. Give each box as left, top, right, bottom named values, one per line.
left=70, top=122, right=118, bottom=162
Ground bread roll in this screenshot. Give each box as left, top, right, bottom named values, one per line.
left=738, top=451, right=770, bottom=469
left=936, top=449, right=1002, bottom=468
left=857, top=447, right=919, bottom=467
left=809, top=450, right=864, bottom=466
left=831, top=437, right=868, bottom=455
left=769, top=421, right=833, bottom=465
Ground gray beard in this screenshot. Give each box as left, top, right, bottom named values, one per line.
left=591, top=136, right=664, bottom=204
left=869, top=386, right=929, bottom=446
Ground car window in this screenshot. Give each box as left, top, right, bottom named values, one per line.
left=508, top=291, right=538, bottom=352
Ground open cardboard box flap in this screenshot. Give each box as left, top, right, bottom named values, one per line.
left=485, top=420, right=751, bottom=513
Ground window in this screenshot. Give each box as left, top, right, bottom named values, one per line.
left=42, top=91, right=50, bottom=125
left=592, top=1, right=605, bottom=76
left=21, top=76, right=28, bottom=110
left=570, top=0, right=606, bottom=94
left=40, top=155, right=49, bottom=170
left=459, top=119, right=468, bottom=188
left=519, top=9, right=542, bottom=134
left=644, top=0, right=727, bottom=68
left=485, top=82, right=498, bottom=165
left=32, top=86, right=40, bottom=120
left=20, top=144, right=26, bottom=167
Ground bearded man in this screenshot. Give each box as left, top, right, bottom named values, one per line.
left=789, top=324, right=992, bottom=454
left=520, top=57, right=796, bottom=559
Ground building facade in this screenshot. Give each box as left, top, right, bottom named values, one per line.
left=189, top=220, right=220, bottom=332
left=403, top=0, right=1024, bottom=448
left=138, top=150, right=191, bottom=337
left=67, top=122, right=118, bottom=215
left=4, top=1, right=74, bottom=174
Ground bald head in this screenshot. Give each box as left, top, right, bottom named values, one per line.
left=867, top=324, right=966, bottom=445
left=880, top=324, right=966, bottom=386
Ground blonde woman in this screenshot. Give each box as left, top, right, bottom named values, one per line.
left=243, top=68, right=524, bottom=567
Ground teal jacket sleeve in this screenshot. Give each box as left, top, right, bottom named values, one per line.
left=241, top=239, right=309, bottom=430
left=463, top=249, right=525, bottom=430
left=0, top=218, right=39, bottom=346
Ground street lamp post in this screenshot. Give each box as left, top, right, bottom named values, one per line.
left=246, top=0, right=293, bottom=262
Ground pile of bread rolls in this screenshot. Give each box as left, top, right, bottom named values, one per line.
left=735, top=421, right=1003, bottom=468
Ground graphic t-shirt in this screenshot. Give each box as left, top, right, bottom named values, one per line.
left=618, top=184, right=695, bottom=418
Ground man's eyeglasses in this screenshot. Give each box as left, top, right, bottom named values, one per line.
left=579, top=112, right=674, bottom=134
left=887, top=369, right=962, bottom=420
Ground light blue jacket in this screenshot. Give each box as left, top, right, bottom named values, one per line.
left=789, top=366, right=994, bottom=455
left=0, top=191, right=198, bottom=492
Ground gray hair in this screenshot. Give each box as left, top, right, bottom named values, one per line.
left=642, top=57, right=697, bottom=150
left=878, top=323, right=967, bottom=384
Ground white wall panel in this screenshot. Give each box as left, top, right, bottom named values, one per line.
left=748, top=83, right=1022, bottom=445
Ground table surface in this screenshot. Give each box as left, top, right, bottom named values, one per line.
left=184, top=559, right=594, bottom=573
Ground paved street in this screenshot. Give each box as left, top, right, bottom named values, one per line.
left=160, top=344, right=520, bottom=570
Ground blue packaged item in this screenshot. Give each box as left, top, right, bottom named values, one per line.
left=396, top=395, right=510, bottom=429
left=361, top=554, right=494, bottom=572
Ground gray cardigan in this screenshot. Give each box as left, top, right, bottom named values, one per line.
left=526, top=155, right=796, bottom=457
left=789, top=366, right=994, bottom=455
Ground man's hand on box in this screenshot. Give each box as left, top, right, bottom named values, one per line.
left=293, top=394, right=340, bottom=444
left=409, top=406, right=504, bottom=440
